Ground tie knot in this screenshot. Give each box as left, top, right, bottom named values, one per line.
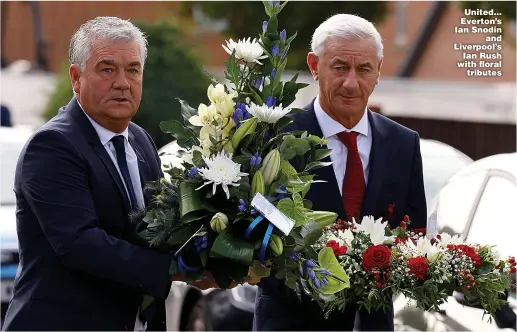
left=337, top=131, right=359, bottom=150
left=111, top=135, right=125, bottom=149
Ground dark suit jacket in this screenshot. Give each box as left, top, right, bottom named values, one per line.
left=253, top=101, right=427, bottom=331
left=2, top=98, right=173, bottom=331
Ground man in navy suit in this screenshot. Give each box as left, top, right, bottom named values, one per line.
left=253, top=13, right=427, bottom=331
left=2, top=17, right=197, bottom=331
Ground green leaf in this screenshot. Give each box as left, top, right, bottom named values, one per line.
left=266, top=15, right=278, bottom=35
left=209, top=230, right=255, bottom=266
left=276, top=197, right=310, bottom=227
left=159, top=120, right=199, bottom=149
left=192, top=150, right=204, bottom=167
left=274, top=116, right=293, bottom=133
left=304, top=161, right=333, bottom=172
left=314, top=149, right=333, bottom=161
left=177, top=98, right=198, bottom=124
left=178, top=181, right=205, bottom=219
left=299, top=221, right=324, bottom=246
left=281, top=137, right=311, bottom=156
left=318, top=247, right=350, bottom=294
left=166, top=224, right=200, bottom=245
left=279, top=160, right=298, bottom=178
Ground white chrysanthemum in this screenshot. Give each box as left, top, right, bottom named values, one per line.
left=222, top=38, right=268, bottom=64
left=196, top=152, right=248, bottom=199
left=353, top=216, right=393, bottom=245
left=246, top=102, right=291, bottom=123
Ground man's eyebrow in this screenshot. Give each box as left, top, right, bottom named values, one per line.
left=97, top=60, right=116, bottom=67
left=128, top=61, right=142, bottom=67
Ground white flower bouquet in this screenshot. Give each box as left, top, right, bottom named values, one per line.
left=131, top=0, right=349, bottom=291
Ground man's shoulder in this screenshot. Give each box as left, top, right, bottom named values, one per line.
left=371, top=111, right=418, bottom=141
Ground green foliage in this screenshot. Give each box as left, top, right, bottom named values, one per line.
left=42, top=20, right=211, bottom=149
left=181, top=1, right=389, bottom=70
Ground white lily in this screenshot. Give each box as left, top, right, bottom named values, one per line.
left=207, top=84, right=227, bottom=104
left=408, top=237, right=441, bottom=263
left=196, top=152, right=248, bottom=199
left=214, top=94, right=235, bottom=118
left=437, top=233, right=464, bottom=248
left=337, top=229, right=355, bottom=247
left=189, top=103, right=217, bottom=127
left=246, top=102, right=290, bottom=124
left=222, top=38, right=268, bottom=64
left=353, top=216, right=391, bottom=245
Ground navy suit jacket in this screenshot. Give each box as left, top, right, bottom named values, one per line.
left=253, top=101, right=427, bottom=331
left=3, top=98, right=173, bottom=331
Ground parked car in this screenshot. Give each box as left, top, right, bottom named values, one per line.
left=0, top=127, right=33, bottom=324
left=395, top=153, right=517, bottom=331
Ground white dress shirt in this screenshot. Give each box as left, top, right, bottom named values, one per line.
left=313, top=96, right=372, bottom=195
left=80, top=106, right=145, bottom=210
left=79, top=104, right=147, bottom=331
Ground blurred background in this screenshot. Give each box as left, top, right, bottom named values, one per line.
left=1, top=1, right=516, bottom=330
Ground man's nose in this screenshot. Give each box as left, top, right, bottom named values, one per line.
left=112, top=71, right=130, bottom=90
left=341, top=70, right=360, bottom=90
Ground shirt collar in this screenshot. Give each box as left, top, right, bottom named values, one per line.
left=313, top=95, right=369, bottom=139
left=78, top=101, right=129, bottom=146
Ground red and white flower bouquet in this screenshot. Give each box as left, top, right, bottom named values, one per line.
left=287, top=215, right=516, bottom=320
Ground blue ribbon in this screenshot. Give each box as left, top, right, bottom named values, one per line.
left=245, top=214, right=274, bottom=264
left=178, top=253, right=201, bottom=275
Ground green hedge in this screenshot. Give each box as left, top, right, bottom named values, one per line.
left=42, top=20, right=211, bottom=149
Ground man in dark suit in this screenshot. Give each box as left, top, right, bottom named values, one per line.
left=2, top=16, right=194, bottom=331
left=253, top=13, right=427, bottom=331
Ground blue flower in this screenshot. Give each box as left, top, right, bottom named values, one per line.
left=268, top=0, right=280, bottom=7
left=238, top=199, right=247, bottom=212
left=250, top=208, right=257, bottom=215
left=276, top=185, right=288, bottom=200
left=272, top=44, right=280, bottom=57
left=271, top=68, right=277, bottom=80
left=262, top=21, right=268, bottom=33
left=274, top=1, right=281, bottom=7
left=253, top=77, right=264, bottom=89
left=265, top=96, right=277, bottom=107
left=319, top=268, right=330, bottom=276
left=194, top=235, right=208, bottom=253
left=250, top=152, right=262, bottom=168
left=313, top=277, right=321, bottom=289
left=232, top=103, right=251, bottom=128
left=187, top=167, right=199, bottom=179
left=321, top=276, right=329, bottom=285
left=264, top=130, right=270, bottom=143
left=280, top=29, right=287, bottom=40
left=289, top=254, right=299, bottom=262
left=305, top=259, right=316, bottom=268
left=308, top=269, right=316, bottom=280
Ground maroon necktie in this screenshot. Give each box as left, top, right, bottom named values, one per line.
left=337, top=131, right=365, bottom=220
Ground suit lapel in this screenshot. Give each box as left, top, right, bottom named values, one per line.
left=67, top=98, right=132, bottom=213
left=362, top=111, right=391, bottom=217
left=128, top=129, right=154, bottom=206
left=299, top=103, right=346, bottom=218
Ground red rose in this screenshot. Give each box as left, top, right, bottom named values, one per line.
left=449, top=244, right=482, bottom=267
left=395, top=236, right=408, bottom=245
left=326, top=240, right=348, bottom=256
left=408, top=256, right=429, bottom=280
left=362, top=245, right=392, bottom=271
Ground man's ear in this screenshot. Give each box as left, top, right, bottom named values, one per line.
left=307, top=52, right=319, bottom=81
left=376, top=57, right=383, bottom=85
left=69, top=64, right=82, bottom=94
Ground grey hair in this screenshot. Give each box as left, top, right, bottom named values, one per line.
left=69, top=16, right=148, bottom=71
left=311, top=14, right=383, bottom=59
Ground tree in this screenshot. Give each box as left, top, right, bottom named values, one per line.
left=42, top=20, right=211, bottom=149
left=181, top=1, right=389, bottom=70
